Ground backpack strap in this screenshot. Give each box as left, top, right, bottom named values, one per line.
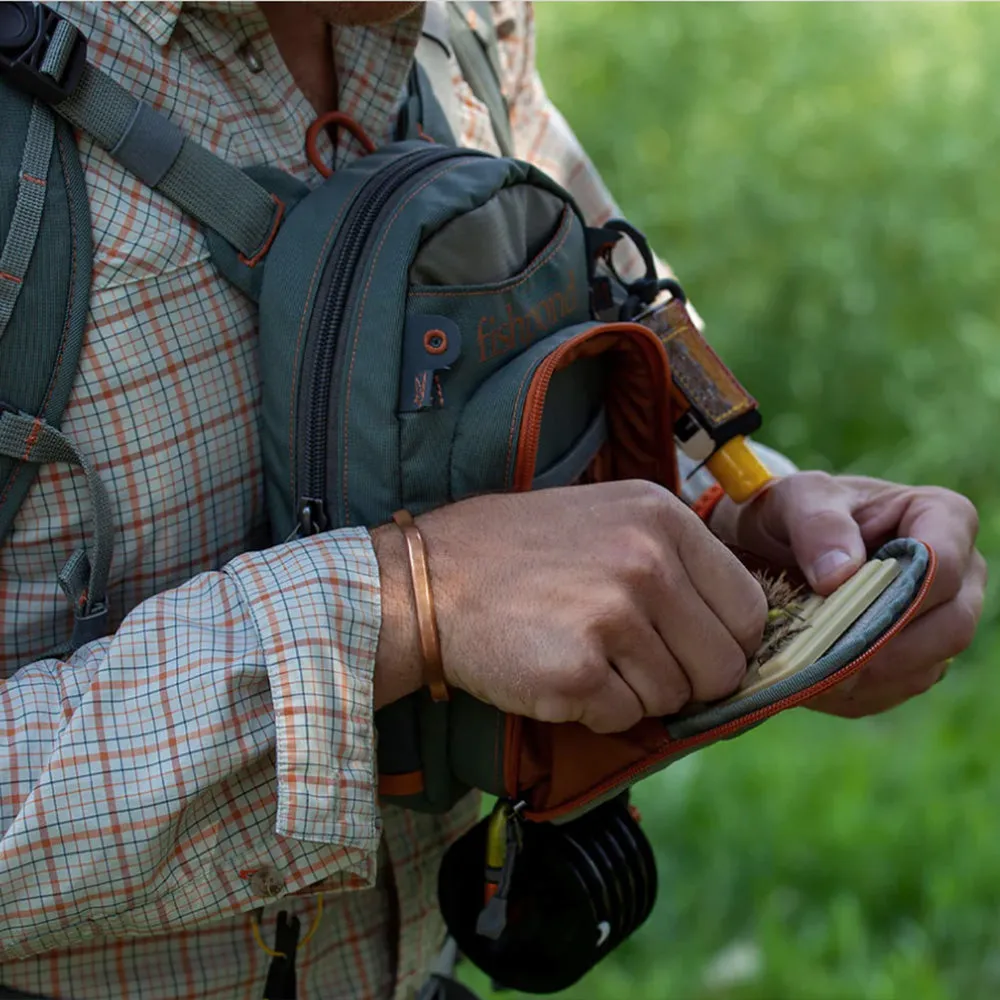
left=0, top=408, right=113, bottom=648
left=0, top=100, right=53, bottom=339
left=405, top=0, right=515, bottom=156
left=399, top=2, right=461, bottom=146
left=0, top=78, right=93, bottom=545
left=0, top=2, right=282, bottom=264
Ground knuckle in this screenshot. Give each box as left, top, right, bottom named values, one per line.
left=777, top=470, right=837, bottom=504
left=614, top=526, right=663, bottom=586
left=657, top=676, right=692, bottom=716
left=957, top=493, right=980, bottom=534
left=934, top=559, right=964, bottom=603
left=732, top=582, right=769, bottom=651
left=695, top=646, right=747, bottom=701
left=556, top=654, right=608, bottom=702
left=587, top=700, right=643, bottom=735
left=630, top=479, right=690, bottom=524
left=929, top=486, right=980, bottom=534
left=948, top=598, right=980, bottom=653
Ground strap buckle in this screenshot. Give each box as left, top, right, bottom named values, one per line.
left=0, top=2, right=87, bottom=104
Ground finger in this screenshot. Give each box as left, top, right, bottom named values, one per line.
left=649, top=568, right=750, bottom=702
left=753, top=474, right=868, bottom=594
left=893, top=490, right=981, bottom=614
left=609, top=622, right=693, bottom=716
left=808, top=564, right=984, bottom=716
left=578, top=669, right=646, bottom=734
left=675, top=523, right=768, bottom=657
left=808, top=658, right=950, bottom=719
left=856, top=562, right=984, bottom=686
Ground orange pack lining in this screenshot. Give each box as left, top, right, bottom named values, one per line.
left=504, top=320, right=681, bottom=816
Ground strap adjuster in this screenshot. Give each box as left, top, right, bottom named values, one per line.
left=0, top=2, right=87, bottom=104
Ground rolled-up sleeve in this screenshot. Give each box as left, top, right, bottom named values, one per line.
left=0, top=528, right=381, bottom=961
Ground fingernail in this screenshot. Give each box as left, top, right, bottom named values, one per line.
left=810, top=549, right=854, bottom=586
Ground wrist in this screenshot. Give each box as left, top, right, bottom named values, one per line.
left=371, top=523, right=423, bottom=709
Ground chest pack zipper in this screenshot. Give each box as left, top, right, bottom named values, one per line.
left=296, top=145, right=487, bottom=536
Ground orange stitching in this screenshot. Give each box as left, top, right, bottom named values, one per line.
left=21, top=418, right=43, bottom=460
left=340, top=161, right=470, bottom=524
left=408, top=205, right=573, bottom=299
left=0, top=271, right=23, bottom=284
left=0, top=133, right=78, bottom=513
left=21, top=173, right=46, bottom=187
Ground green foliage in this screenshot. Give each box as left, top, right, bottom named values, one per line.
left=460, top=3, right=1000, bottom=998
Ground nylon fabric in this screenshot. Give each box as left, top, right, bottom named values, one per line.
left=38, top=17, right=77, bottom=79
left=411, top=1, right=460, bottom=144
left=0, top=411, right=113, bottom=622
left=109, top=100, right=185, bottom=188
left=0, top=83, right=93, bottom=554
left=0, top=102, right=54, bottom=339
left=409, top=185, right=567, bottom=286
left=55, top=65, right=276, bottom=259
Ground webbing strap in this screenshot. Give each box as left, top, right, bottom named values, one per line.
left=0, top=409, right=113, bottom=647
left=447, top=0, right=514, bottom=157
left=39, top=14, right=76, bottom=78
left=411, top=2, right=461, bottom=144
left=0, top=100, right=55, bottom=340
left=54, top=63, right=278, bottom=260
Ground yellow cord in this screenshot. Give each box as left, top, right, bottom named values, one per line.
left=298, top=894, right=324, bottom=948
left=252, top=895, right=325, bottom=960
left=251, top=914, right=286, bottom=960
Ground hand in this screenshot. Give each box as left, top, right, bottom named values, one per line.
left=372, top=480, right=768, bottom=732
left=709, top=472, right=987, bottom=717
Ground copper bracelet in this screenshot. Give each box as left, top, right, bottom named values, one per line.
left=391, top=509, right=449, bottom=702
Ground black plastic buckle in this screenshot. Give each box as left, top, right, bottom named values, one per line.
left=0, top=2, right=86, bottom=104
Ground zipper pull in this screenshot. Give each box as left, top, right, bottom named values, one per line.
left=261, top=910, right=300, bottom=1000
left=297, top=499, right=328, bottom=536
left=476, top=799, right=524, bottom=941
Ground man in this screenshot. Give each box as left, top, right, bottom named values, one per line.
left=0, top=2, right=985, bottom=998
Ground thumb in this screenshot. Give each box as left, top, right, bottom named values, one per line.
left=763, top=475, right=868, bottom=594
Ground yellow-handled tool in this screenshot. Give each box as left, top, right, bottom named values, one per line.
left=636, top=296, right=775, bottom=505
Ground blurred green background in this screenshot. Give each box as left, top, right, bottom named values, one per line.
left=461, top=3, right=1000, bottom=998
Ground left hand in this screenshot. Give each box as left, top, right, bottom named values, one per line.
left=709, top=472, right=987, bottom=717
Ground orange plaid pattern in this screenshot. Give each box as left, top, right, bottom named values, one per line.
left=0, top=2, right=663, bottom=997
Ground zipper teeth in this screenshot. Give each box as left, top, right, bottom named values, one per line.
left=300, top=147, right=476, bottom=510
left=522, top=547, right=938, bottom=823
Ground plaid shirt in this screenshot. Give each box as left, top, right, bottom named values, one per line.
left=0, top=3, right=658, bottom=998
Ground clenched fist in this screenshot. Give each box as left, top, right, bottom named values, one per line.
left=372, top=480, right=767, bottom=733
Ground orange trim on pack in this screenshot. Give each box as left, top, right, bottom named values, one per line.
left=238, top=193, right=285, bottom=268
left=378, top=770, right=425, bottom=798
left=692, top=483, right=726, bottom=522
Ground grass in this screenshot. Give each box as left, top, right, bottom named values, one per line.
left=460, top=3, right=1000, bottom=997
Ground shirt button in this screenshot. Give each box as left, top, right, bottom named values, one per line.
left=249, top=867, right=284, bottom=898
left=238, top=43, right=263, bottom=74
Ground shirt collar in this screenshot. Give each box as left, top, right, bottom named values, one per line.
left=110, top=2, right=257, bottom=47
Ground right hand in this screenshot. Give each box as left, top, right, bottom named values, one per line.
left=372, top=480, right=768, bottom=733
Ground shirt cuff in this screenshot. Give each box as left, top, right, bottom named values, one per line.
left=224, top=528, right=382, bottom=850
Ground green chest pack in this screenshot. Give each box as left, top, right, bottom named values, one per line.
left=0, top=3, right=935, bottom=994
